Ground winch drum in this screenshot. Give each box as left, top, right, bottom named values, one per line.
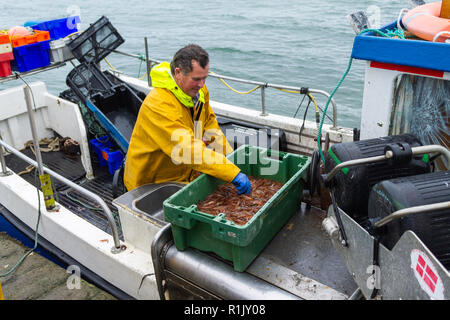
left=368, top=171, right=450, bottom=269
left=324, top=134, right=431, bottom=220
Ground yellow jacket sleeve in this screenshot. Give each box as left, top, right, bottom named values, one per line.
left=140, top=90, right=240, bottom=183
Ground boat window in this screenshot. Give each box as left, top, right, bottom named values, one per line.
left=389, top=74, right=449, bottom=170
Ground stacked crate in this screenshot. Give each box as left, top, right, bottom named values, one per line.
left=1, top=17, right=80, bottom=74
left=0, top=33, right=14, bottom=77
left=10, top=29, right=51, bottom=72
left=30, top=16, right=80, bottom=63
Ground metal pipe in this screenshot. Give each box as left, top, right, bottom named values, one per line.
left=0, top=63, right=66, bottom=84
left=309, top=89, right=338, bottom=129
left=325, top=145, right=450, bottom=183
left=374, top=201, right=450, bottom=228
left=348, top=288, right=363, bottom=300
left=412, top=145, right=450, bottom=165
left=0, top=146, right=6, bottom=175
left=144, top=37, right=151, bottom=87
left=324, top=154, right=387, bottom=183
left=0, top=138, right=123, bottom=253
left=266, top=84, right=338, bottom=128
left=260, top=84, right=267, bottom=116
left=164, top=245, right=299, bottom=300
left=23, top=86, right=57, bottom=211
left=208, top=76, right=338, bottom=125
left=23, top=86, right=45, bottom=176
left=112, top=49, right=161, bottom=64
left=0, top=136, right=11, bottom=177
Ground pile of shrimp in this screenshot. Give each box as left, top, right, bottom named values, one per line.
left=197, top=176, right=284, bottom=225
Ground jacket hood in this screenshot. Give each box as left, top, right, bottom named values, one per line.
left=150, top=61, right=204, bottom=108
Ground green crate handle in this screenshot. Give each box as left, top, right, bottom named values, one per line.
left=226, top=145, right=289, bottom=163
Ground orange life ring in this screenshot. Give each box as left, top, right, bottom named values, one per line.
left=402, top=1, right=450, bottom=42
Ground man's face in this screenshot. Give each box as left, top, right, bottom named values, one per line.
left=174, top=60, right=209, bottom=98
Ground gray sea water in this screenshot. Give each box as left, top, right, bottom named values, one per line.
left=0, top=0, right=407, bottom=128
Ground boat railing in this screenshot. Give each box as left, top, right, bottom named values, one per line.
left=0, top=84, right=123, bottom=254
left=0, top=137, right=123, bottom=253
left=110, top=49, right=338, bottom=129
left=0, top=62, right=67, bottom=84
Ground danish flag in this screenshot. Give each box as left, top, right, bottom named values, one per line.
left=411, top=249, right=445, bottom=300
left=415, top=254, right=438, bottom=293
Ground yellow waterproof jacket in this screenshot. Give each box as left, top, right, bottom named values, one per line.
left=124, top=63, right=240, bottom=191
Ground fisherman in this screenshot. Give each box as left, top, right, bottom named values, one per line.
left=124, top=44, right=251, bottom=194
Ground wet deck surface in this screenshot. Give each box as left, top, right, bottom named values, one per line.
left=0, top=232, right=116, bottom=300
left=257, top=203, right=358, bottom=296
left=4, top=148, right=124, bottom=238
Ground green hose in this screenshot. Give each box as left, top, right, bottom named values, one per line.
left=317, top=27, right=405, bottom=163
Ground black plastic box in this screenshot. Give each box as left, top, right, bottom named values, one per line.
left=66, top=62, right=117, bottom=102
left=66, top=63, right=143, bottom=152
left=66, top=16, right=124, bottom=64
left=217, top=116, right=287, bottom=152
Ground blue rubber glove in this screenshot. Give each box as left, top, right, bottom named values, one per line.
left=232, top=172, right=251, bottom=195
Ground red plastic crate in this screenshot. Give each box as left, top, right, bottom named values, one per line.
left=0, top=35, right=13, bottom=77
left=0, top=34, right=10, bottom=45
left=0, top=51, right=14, bottom=77
left=0, top=60, right=12, bottom=77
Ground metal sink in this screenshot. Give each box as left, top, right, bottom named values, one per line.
left=112, top=182, right=185, bottom=252
left=114, top=182, right=185, bottom=224
left=132, top=183, right=184, bottom=224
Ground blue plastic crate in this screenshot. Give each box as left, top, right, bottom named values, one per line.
left=89, top=136, right=124, bottom=175
left=31, top=16, right=80, bottom=40
left=351, top=22, right=450, bottom=72
left=102, top=149, right=124, bottom=175
left=11, top=40, right=51, bottom=72
left=90, top=136, right=112, bottom=167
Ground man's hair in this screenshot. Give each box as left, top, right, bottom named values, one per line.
left=170, top=44, right=209, bottom=75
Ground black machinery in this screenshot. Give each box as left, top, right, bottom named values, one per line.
left=318, top=133, right=449, bottom=299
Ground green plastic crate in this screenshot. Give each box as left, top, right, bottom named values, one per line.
left=163, top=145, right=311, bottom=272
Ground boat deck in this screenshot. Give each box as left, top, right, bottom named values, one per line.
left=159, top=203, right=358, bottom=299
left=4, top=146, right=124, bottom=238
left=3, top=142, right=358, bottom=299
left=0, top=232, right=115, bottom=300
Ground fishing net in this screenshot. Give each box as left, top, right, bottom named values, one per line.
left=390, top=74, right=449, bottom=169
